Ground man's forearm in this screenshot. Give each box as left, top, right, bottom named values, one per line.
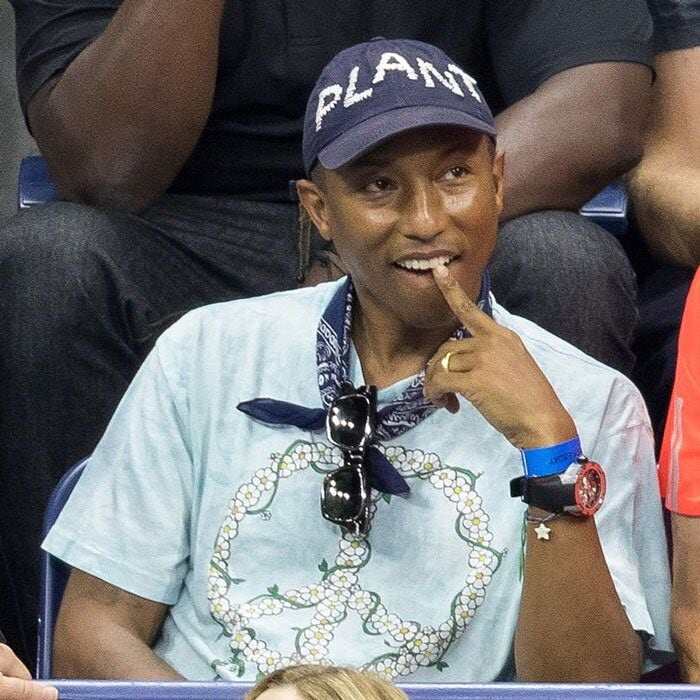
left=54, top=570, right=181, bottom=680
left=28, top=0, right=227, bottom=212
left=496, top=63, right=652, bottom=221
left=627, top=48, right=700, bottom=267
left=54, top=619, right=183, bottom=681
left=674, top=604, right=700, bottom=683
left=628, top=162, right=700, bottom=266
left=671, top=513, right=700, bottom=683
left=515, top=512, right=642, bottom=682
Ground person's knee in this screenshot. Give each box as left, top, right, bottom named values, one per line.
left=1, top=202, right=129, bottom=297
left=490, top=211, right=637, bottom=373
left=492, top=210, right=635, bottom=294
left=0, top=202, right=134, bottom=333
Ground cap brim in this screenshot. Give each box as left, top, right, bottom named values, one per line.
left=316, top=105, right=496, bottom=171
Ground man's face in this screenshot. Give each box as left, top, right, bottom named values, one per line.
left=299, top=126, right=504, bottom=333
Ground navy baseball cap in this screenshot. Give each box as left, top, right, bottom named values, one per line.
left=302, top=37, right=496, bottom=175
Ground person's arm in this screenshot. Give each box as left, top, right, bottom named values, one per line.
left=670, top=513, right=700, bottom=682
left=424, top=265, right=644, bottom=681
left=53, top=568, right=183, bottom=680
left=0, top=643, right=57, bottom=699
left=26, top=0, right=227, bottom=212
left=515, top=513, right=642, bottom=681
left=627, top=47, right=700, bottom=267
left=496, top=61, right=652, bottom=221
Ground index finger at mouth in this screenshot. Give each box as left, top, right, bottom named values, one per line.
left=432, top=264, right=493, bottom=334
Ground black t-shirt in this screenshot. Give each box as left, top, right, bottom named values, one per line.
left=646, top=0, right=700, bottom=52
left=11, top=0, right=652, bottom=201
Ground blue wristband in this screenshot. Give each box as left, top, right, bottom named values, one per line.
left=521, top=436, right=582, bottom=478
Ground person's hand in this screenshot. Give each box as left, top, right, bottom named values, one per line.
left=0, top=644, right=57, bottom=700
left=424, top=265, right=577, bottom=450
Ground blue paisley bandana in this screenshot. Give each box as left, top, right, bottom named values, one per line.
left=238, top=273, right=492, bottom=495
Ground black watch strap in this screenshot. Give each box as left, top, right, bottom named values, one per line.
left=510, top=473, right=576, bottom=514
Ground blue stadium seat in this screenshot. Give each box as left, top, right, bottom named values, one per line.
left=18, top=154, right=59, bottom=209
left=37, top=458, right=87, bottom=679
left=579, top=181, right=628, bottom=236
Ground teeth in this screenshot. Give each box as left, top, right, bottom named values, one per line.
left=397, top=255, right=453, bottom=271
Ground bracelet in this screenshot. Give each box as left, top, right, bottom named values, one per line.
left=521, top=436, right=582, bottom=478
left=524, top=509, right=561, bottom=541
left=524, top=510, right=561, bottom=524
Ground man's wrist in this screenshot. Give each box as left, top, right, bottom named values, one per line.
left=511, top=457, right=606, bottom=517
left=521, top=436, right=582, bottom=478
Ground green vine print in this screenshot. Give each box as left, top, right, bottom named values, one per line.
left=207, top=440, right=505, bottom=680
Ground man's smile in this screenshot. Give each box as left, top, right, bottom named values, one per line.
left=394, top=253, right=458, bottom=273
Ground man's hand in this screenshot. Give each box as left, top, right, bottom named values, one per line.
left=0, top=644, right=57, bottom=700
left=424, top=264, right=576, bottom=450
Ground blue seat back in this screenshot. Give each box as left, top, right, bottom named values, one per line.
left=37, top=458, right=88, bottom=679
left=579, top=181, right=628, bottom=236
left=18, top=154, right=59, bottom=209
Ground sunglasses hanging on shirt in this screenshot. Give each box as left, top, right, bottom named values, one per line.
left=322, top=384, right=377, bottom=535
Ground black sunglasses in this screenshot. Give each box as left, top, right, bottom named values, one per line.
left=322, top=384, right=377, bottom=535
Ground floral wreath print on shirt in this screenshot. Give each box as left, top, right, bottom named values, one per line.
left=208, top=440, right=505, bottom=681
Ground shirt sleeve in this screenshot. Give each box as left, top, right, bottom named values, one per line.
left=42, top=330, right=195, bottom=605
left=9, top=0, right=119, bottom=118
left=647, top=0, right=700, bottom=52
left=484, top=0, right=654, bottom=105
left=590, top=378, right=674, bottom=667
left=658, top=270, right=700, bottom=516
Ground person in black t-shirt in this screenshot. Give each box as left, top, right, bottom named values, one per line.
left=1, top=0, right=653, bottom=670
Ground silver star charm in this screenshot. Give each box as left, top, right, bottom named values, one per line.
left=534, top=522, right=552, bottom=540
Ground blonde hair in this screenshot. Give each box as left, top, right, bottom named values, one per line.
left=245, top=664, right=409, bottom=700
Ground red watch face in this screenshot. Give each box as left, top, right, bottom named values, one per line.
left=574, top=461, right=606, bottom=516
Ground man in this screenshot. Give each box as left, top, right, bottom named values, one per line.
left=44, top=40, right=671, bottom=682
left=2, top=1, right=653, bottom=665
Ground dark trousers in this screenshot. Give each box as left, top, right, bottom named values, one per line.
left=623, top=231, right=695, bottom=449
left=0, top=196, right=636, bottom=670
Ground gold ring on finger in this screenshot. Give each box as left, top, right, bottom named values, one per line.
left=441, top=351, right=455, bottom=372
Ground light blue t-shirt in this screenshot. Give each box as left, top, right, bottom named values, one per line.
left=43, top=280, right=672, bottom=682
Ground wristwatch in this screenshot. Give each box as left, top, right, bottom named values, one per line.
left=510, top=457, right=606, bottom=516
